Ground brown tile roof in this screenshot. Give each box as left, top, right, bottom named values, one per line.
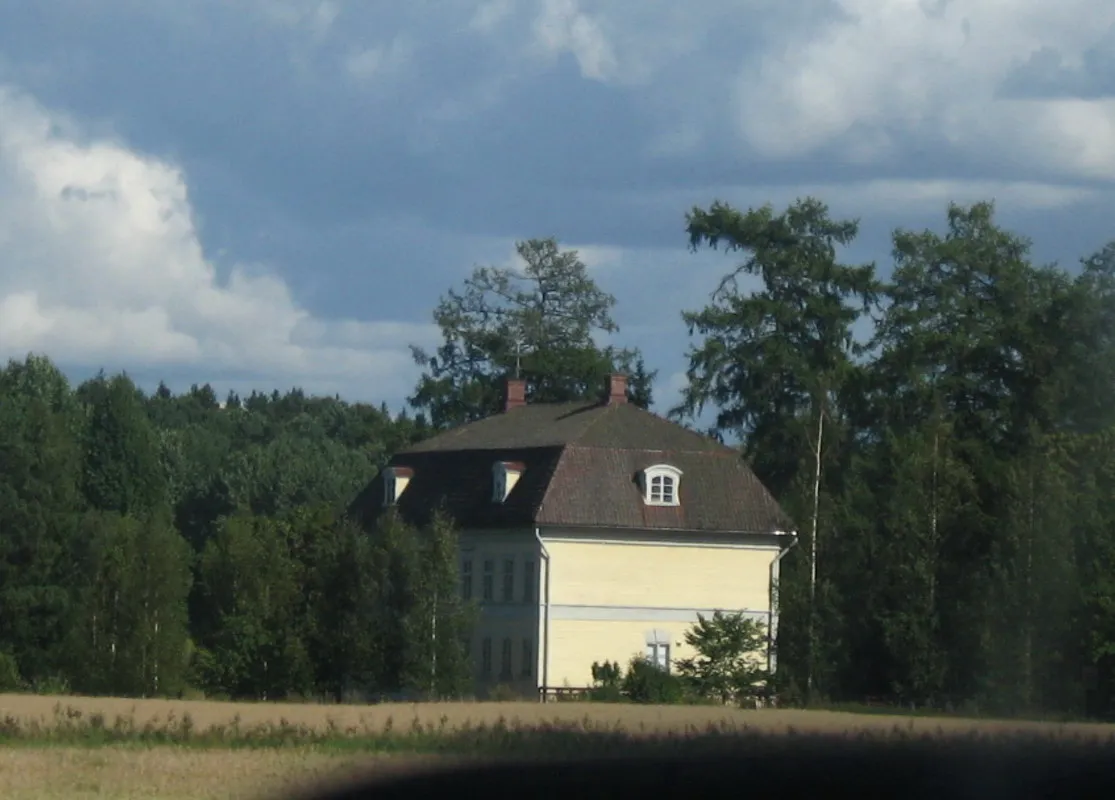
left=351, top=400, right=795, bottom=535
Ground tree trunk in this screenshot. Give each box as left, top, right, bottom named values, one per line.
left=807, top=408, right=824, bottom=700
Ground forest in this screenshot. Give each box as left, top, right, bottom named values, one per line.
left=2, top=199, right=1115, bottom=719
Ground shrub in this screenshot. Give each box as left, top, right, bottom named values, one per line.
left=0, top=652, right=22, bottom=692
left=588, top=660, right=624, bottom=702
left=488, top=683, right=521, bottom=702
left=675, top=611, right=770, bottom=707
left=621, top=656, right=685, bottom=705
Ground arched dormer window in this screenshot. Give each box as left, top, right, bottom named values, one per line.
left=641, top=464, right=682, bottom=506
left=492, top=461, right=525, bottom=503
left=383, top=466, right=414, bottom=507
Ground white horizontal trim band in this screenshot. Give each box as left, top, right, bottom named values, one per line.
left=479, top=603, right=769, bottom=623
left=550, top=604, right=770, bottom=622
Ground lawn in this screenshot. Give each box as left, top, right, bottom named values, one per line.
left=1, top=693, right=1113, bottom=799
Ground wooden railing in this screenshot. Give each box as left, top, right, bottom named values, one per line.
left=538, top=686, right=591, bottom=703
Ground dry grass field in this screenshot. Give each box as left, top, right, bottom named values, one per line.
left=2, top=692, right=1114, bottom=739
left=0, top=693, right=1113, bottom=799
left=0, top=747, right=428, bottom=800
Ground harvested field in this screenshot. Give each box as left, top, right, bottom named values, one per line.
left=0, top=693, right=1112, bottom=742
left=0, top=746, right=439, bottom=800
left=1, top=695, right=1115, bottom=798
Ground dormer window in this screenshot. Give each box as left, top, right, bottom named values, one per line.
left=492, top=461, right=525, bottom=503
left=383, top=466, right=413, bottom=507
left=641, top=464, right=682, bottom=507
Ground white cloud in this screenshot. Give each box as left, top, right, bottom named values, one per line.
left=469, top=0, right=517, bottom=32
left=344, top=37, right=412, bottom=81
left=568, top=243, right=624, bottom=271
left=623, top=177, right=1101, bottom=233
left=258, top=0, right=340, bottom=37
left=531, top=0, right=618, bottom=81
left=0, top=86, right=435, bottom=400
left=521, top=0, right=738, bottom=86
left=793, top=178, right=1101, bottom=214
left=732, top=0, right=1115, bottom=178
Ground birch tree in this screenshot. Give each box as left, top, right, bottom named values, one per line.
left=673, top=197, right=877, bottom=700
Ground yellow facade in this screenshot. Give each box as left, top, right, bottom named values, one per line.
left=458, top=528, right=785, bottom=697
left=542, top=536, right=779, bottom=689
left=546, top=618, right=689, bottom=688
left=545, top=537, right=775, bottom=612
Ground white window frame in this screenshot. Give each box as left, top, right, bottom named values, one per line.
left=382, top=466, right=412, bottom=507
left=641, top=464, right=682, bottom=507
left=645, top=642, right=671, bottom=671
left=645, top=629, right=672, bottom=672
left=491, top=461, right=523, bottom=503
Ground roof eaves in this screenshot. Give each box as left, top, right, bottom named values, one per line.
left=539, top=522, right=797, bottom=536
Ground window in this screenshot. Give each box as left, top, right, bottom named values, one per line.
left=461, top=559, right=473, bottom=601
left=641, top=464, right=683, bottom=507
left=482, top=560, right=494, bottom=601
left=523, top=559, right=535, bottom=603
left=521, top=638, right=533, bottom=678
left=646, top=642, right=671, bottom=672
left=481, top=638, right=492, bottom=677
left=381, top=466, right=413, bottom=507
left=492, top=461, right=525, bottom=503
left=500, top=637, right=512, bottom=679
left=650, top=474, right=675, bottom=504
left=501, top=558, right=515, bottom=602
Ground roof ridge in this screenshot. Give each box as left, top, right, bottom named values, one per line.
left=568, top=401, right=616, bottom=443
left=617, top=402, right=739, bottom=454
left=562, top=443, right=740, bottom=456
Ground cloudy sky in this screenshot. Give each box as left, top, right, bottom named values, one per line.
left=2, top=0, right=1114, bottom=414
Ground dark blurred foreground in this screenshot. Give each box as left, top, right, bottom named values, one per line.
left=294, top=733, right=1115, bottom=799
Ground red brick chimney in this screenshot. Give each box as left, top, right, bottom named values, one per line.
left=605, top=373, right=628, bottom=406
left=504, top=377, right=526, bottom=412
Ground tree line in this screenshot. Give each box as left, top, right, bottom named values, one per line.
left=0, top=362, right=472, bottom=700
left=3, top=202, right=1115, bottom=719
left=674, top=199, right=1115, bottom=718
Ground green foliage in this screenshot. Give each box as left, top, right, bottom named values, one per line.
left=675, top=612, right=770, bottom=706
left=70, top=511, right=193, bottom=697
left=0, top=356, right=85, bottom=682
left=679, top=197, right=1115, bottom=719
left=78, top=372, right=168, bottom=515
left=675, top=197, right=877, bottom=494
left=364, top=510, right=474, bottom=699
left=410, top=237, right=655, bottom=429
left=302, top=513, right=382, bottom=702
left=7, top=191, right=1115, bottom=725
left=193, top=512, right=312, bottom=700
left=589, top=660, right=624, bottom=702
left=0, top=652, right=23, bottom=692
left=620, top=657, right=686, bottom=705
left=0, top=356, right=437, bottom=701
